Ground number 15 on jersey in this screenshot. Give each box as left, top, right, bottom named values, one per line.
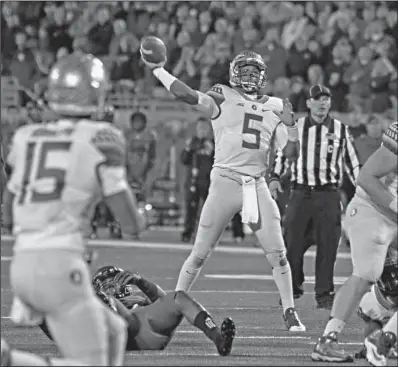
left=19, top=141, right=71, bottom=205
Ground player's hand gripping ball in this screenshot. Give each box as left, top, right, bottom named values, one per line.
left=140, top=36, right=167, bottom=69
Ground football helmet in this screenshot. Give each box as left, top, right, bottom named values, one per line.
left=92, top=265, right=124, bottom=294
left=377, top=248, right=398, bottom=298
left=47, top=53, right=111, bottom=117
left=229, top=51, right=267, bottom=93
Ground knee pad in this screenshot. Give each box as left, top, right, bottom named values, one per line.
left=266, top=250, right=288, bottom=268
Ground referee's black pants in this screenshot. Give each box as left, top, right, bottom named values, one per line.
left=284, top=184, right=341, bottom=299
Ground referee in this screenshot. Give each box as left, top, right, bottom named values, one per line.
left=269, top=85, right=360, bottom=309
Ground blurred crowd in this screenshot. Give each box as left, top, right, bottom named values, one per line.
left=1, top=0, right=397, bottom=116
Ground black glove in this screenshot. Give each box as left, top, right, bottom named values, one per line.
left=113, top=270, right=142, bottom=287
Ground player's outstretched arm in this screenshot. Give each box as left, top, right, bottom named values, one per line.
left=273, top=99, right=300, bottom=161
left=93, top=127, right=146, bottom=238
left=357, top=122, right=397, bottom=214
left=141, top=57, right=219, bottom=119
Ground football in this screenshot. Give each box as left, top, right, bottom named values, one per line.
left=140, top=36, right=167, bottom=65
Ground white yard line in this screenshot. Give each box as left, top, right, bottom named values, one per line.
left=0, top=236, right=351, bottom=259
left=205, top=274, right=349, bottom=284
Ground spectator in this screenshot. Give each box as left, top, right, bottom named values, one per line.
left=206, top=46, right=231, bottom=87
left=86, top=5, right=114, bottom=56
left=233, top=16, right=255, bottom=54
left=47, top=5, right=73, bottom=54
left=204, top=17, right=232, bottom=59
left=354, top=115, right=384, bottom=166
left=258, top=27, right=288, bottom=82
left=281, top=3, right=308, bottom=50
left=365, top=20, right=397, bottom=64
left=9, top=29, right=39, bottom=94
left=286, top=36, right=314, bottom=81
left=343, top=45, right=374, bottom=113
left=109, top=18, right=139, bottom=57
left=273, top=77, right=291, bottom=100
left=307, top=64, right=325, bottom=87
left=289, top=76, right=308, bottom=113
left=384, top=9, right=397, bottom=43
left=324, top=44, right=349, bottom=112
left=182, top=15, right=205, bottom=48
left=172, top=32, right=201, bottom=90
left=197, top=10, right=214, bottom=41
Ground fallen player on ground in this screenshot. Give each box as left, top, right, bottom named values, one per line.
left=39, top=266, right=236, bottom=356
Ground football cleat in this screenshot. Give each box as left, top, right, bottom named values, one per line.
left=311, top=332, right=354, bottom=362
left=365, top=329, right=397, bottom=366
left=283, top=308, right=306, bottom=332
left=216, top=318, right=236, bottom=357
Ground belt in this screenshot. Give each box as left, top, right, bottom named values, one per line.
left=291, top=183, right=338, bottom=192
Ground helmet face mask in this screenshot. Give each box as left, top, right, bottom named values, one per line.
left=229, top=51, right=267, bottom=93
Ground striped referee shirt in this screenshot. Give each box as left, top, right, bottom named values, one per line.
left=271, top=115, right=360, bottom=186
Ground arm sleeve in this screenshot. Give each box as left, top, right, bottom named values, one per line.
left=343, top=126, right=360, bottom=186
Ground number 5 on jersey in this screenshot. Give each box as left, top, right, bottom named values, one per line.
left=242, top=113, right=262, bottom=150
left=19, top=141, right=71, bottom=204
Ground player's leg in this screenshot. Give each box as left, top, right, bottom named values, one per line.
left=172, top=290, right=235, bottom=356
left=175, top=168, right=242, bottom=291
left=103, top=305, right=127, bottom=366
left=250, top=179, right=305, bottom=331
left=10, top=250, right=120, bottom=366
left=312, top=199, right=395, bottom=362
left=365, top=311, right=397, bottom=366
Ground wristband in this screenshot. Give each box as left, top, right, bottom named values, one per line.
left=389, top=196, right=397, bottom=213
left=287, top=123, right=299, bottom=142
left=152, top=67, right=177, bottom=91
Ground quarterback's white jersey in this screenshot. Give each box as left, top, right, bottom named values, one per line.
left=206, top=84, right=288, bottom=178
left=356, top=122, right=397, bottom=221
left=7, top=119, right=126, bottom=252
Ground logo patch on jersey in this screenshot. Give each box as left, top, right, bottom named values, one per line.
left=252, top=105, right=257, bottom=111
left=210, top=84, right=223, bottom=95
left=326, top=133, right=337, bottom=140
left=70, top=270, right=83, bottom=285
left=350, top=208, right=357, bottom=217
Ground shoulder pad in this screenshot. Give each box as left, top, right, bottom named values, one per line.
left=91, top=126, right=126, bottom=166
left=382, top=122, right=398, bottom=155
